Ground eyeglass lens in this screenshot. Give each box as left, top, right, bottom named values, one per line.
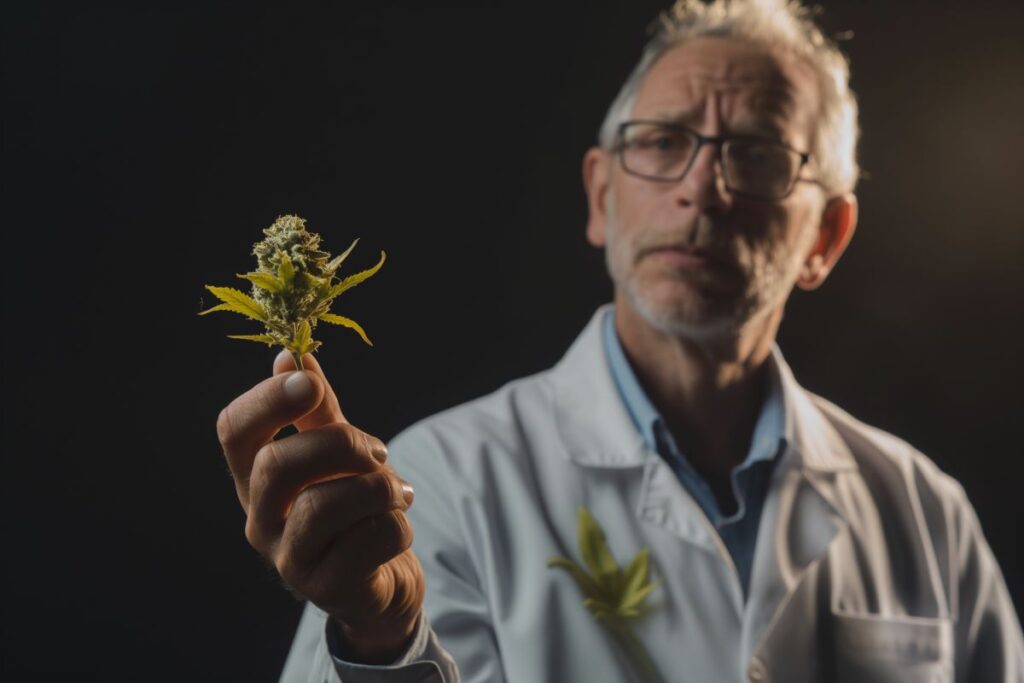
left=620, top=122, right=801, bottom=199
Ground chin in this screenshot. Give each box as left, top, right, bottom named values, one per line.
left=622, top=279, right=746, bottom=342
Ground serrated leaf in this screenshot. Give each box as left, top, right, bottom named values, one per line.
left=227, top=334, right=277, bottom=346
left=547, top=556, right=602, bottom=598
left=236, top=271, right=284, bottom=293
left=325, top=238, right=359, bottom=274
left=318, top=313, right=373, bottom=346
left=577, top=506, right=620, bottom=589
left=199, top=286, right=268, bottom=322
left=327, top=250, right=386, bottom=298
left=278, top=251, right=296, bottom=286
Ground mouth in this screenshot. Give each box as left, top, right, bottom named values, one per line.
left=639, top=245, right=729, bottom=270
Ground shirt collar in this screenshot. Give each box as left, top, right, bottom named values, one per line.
left=601, top=306, right=791, bottom=468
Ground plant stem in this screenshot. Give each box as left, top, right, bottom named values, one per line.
left=605, top=618, right=663, bottom=683
left=290, top=350, right=304, bottom=371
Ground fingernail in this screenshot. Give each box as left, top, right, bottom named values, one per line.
left=400, top=482, right=414, bottom=505
left=283, top=371, right=314, bottom=403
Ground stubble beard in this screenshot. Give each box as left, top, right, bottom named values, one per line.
left=602, top=190, right=803, bottom=343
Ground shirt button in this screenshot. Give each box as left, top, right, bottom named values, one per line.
left=748, top=657, right=767, bottom=681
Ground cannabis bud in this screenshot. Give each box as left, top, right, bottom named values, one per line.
left=199, top=214, right=385, bottom=371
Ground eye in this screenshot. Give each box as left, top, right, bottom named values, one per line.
left=634, top=132, right=686, bottom=153
left=652, top=135, right=677, bottom=151
left=733, top=145, right=766, bottom=162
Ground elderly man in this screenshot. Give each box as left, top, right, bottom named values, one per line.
left=217, top=1, right=1024, bottom=681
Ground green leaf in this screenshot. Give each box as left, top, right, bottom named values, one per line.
left=547, top=556, right=602, bottom=598
left=199, top=286, right=268, bottom=322
left=619, top=580, right=657, bottom=613
left=294, top=320, right=313, bottom=354
left=621, top=548, right=650, bottom=602
left=227, top=334, right=278, bottom=346
left=299, top=271, right=322, bottom=291
left=278, top=251, right=296, bottom=286
left=577, top=506, right=620, bottom=589
left=325, top=238, right=359, bottom=274
left=327, top=250, right=386, bottom=298
left=236, top=271, right=284, bottom=293
left=318, top=312, right=373, bottom=346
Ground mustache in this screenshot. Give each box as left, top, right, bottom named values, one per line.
left=632, top=216, right=735, bottom=263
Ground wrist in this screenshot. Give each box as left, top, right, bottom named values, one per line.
left=332, top=612, right=421, bottom=665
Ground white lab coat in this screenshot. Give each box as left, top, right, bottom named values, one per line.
left=282, top=305, right=1023, bottom=683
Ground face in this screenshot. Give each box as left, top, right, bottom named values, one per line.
left=587, top=37, right=838, bottom=341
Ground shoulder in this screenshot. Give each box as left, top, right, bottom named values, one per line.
left=805, top=389, right=971, bottom=519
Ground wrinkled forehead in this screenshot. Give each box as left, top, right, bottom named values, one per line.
left=633, top=37, right=820, bottom=144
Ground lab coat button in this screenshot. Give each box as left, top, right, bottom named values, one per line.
left=747, top=657, right=767, bottom=681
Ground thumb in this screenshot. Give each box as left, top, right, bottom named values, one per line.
left=273, top=349, right=347, bottom=431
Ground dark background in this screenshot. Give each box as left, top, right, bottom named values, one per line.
left=3, top=1, right=1023, bottom=680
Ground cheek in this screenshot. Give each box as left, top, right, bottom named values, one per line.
left=614, top=175, right=669, bottom=229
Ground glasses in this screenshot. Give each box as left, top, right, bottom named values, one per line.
left=614, top=120, right=813, bottom=200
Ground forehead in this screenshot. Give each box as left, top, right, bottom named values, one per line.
left=633, top=36, right=819, bottom=139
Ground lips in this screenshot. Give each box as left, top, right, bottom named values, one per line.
left=641, top=245, right=730, bottom=269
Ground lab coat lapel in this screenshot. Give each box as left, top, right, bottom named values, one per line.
left=550, top=306, right=864, bottom=666
left=741, top=351, right=858, bottom=665
left=549, top=305, right=720, bottom=551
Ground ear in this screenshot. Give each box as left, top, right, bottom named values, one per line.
left=796, top=193, right=858, bottom=291
left=583, top=146, right=611, bottom=247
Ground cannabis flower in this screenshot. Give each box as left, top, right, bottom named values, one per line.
left=199, top=214, right=385, bottom=371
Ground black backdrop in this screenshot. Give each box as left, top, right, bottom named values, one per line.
left=4, top=1, right=1023, bottom=680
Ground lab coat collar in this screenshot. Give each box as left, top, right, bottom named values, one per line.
left=550, top=304, right=858, bottom=476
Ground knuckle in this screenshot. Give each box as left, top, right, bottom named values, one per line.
left=274, top=541, right=306, bottom=587
left=372, top=510, right=412, bottom=557
left=327, top=422, right=360, bottom=454
left=290, top=484, right=326, bottom=536
left=328, top=423, right=377, bottom=466
left=368, top=471, right=398, bottom=507
left=366, top=434, right=388, bottom=462
left=216, top=405, right=238, bottom=453
left=244, top=515, right=266, bottom=552
left=251, top=440, right=286, bottom=495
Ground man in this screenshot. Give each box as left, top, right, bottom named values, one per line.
left=217, top=1, right=1024, bottom=681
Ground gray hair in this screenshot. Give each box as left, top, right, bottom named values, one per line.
left=598, top=0, right=860, bottom=195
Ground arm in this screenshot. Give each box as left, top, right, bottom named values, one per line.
left=952, top=486, right=1024, bottom=682
left=216, top=350, right=460, bottom=683
left=278, top=422, right=503, bottom=682
left=280, top=603, right=457, bottom=683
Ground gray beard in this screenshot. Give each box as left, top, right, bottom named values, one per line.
left=602, top=193, right=798, bottom=342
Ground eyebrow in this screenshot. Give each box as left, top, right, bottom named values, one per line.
left=647, top=110, right=789, bottom=142
left=649, top=107, right=706, bottom=128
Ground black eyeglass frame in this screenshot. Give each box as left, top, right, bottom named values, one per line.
left=613, top=119, right=815, bottom=200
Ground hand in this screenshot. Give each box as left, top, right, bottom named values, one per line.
left=217, top=350, right=425, bottom=663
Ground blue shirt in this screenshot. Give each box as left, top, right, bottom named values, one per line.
left=601, top=308, right=789, bottom=597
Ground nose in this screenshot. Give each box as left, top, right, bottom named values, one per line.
left=675, top=141, right=730, bottom=212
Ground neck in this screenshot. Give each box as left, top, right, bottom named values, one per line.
left=614, top=294, right=780, bottom=479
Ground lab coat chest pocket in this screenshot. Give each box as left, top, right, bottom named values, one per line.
left=832, top=611, right=953, bottom=683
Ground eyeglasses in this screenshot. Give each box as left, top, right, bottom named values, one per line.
left=613, top=120, right=813, bottom=200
